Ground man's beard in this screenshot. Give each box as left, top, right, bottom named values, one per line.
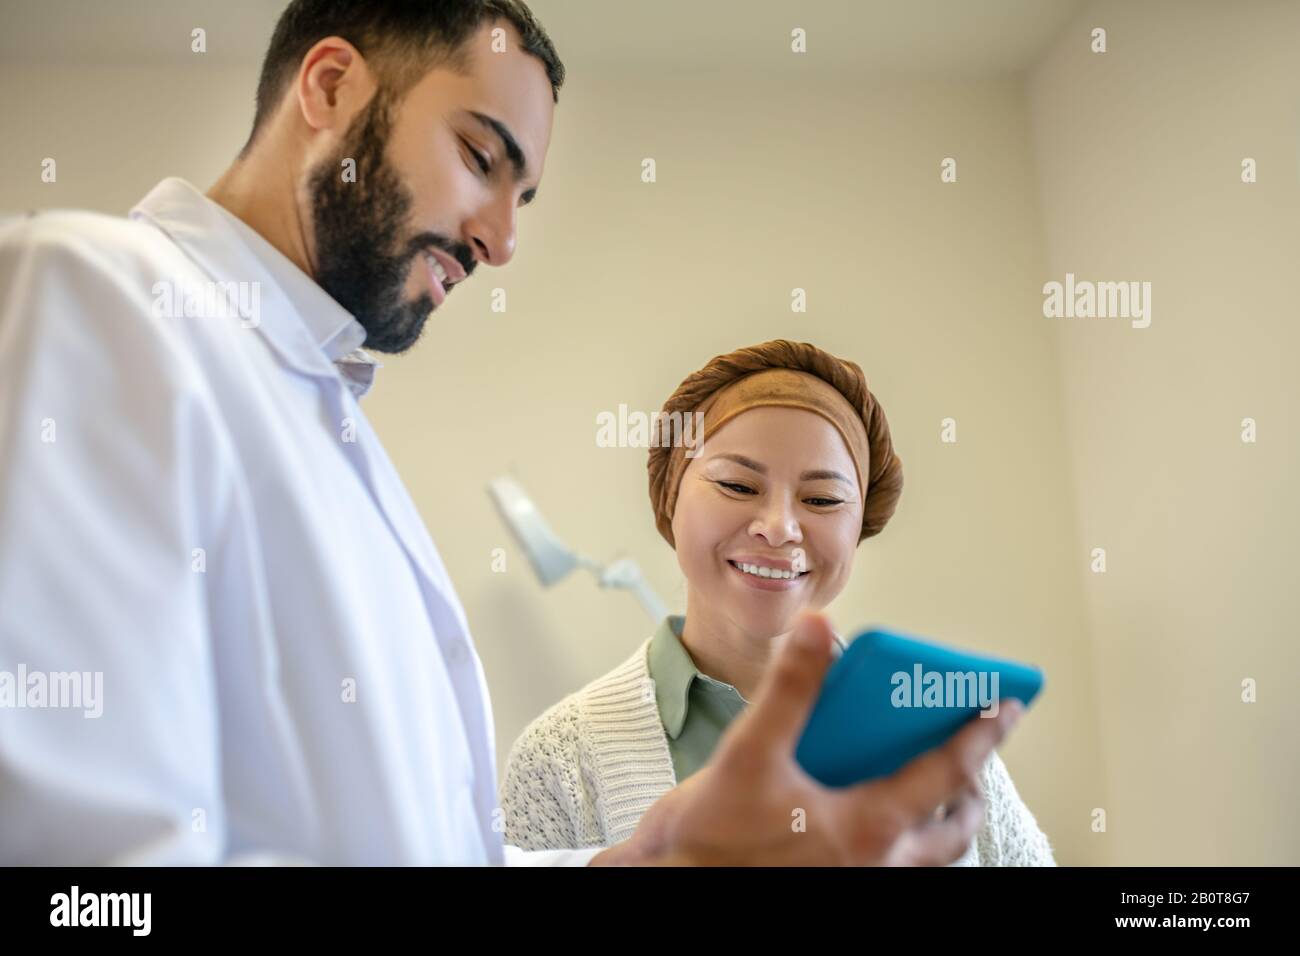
left=306, top=91, right=474, bottom=354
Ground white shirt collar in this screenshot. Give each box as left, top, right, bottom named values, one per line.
left=130, top=177, right=381, bottom=398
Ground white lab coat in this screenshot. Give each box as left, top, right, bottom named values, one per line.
left=0, top=179, right=597, bottom=865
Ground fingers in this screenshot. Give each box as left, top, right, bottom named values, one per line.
left=930, top=779, right=980, bottom=822
left=863, top=699, right=1023, bottom=829
left=903, top=787, right=986, bottom=866
left=727, top=610, right=835, bottom=756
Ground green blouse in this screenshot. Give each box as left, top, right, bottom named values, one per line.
left=647, top=614, right=845, bottom=782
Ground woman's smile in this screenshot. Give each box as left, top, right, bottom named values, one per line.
left=725, top=556, right=812, bottom=592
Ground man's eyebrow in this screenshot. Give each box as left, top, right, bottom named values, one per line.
left=709, top=454, right=852, bottom=484
left=465, top=110, right=537, bottom=204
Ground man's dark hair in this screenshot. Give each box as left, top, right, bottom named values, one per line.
left=242, top=0, right=563, bottom=155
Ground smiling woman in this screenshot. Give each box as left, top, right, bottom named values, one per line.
left=499, top=339, right=1056, bottom=865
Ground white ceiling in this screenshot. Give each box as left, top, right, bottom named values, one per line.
left=0, top=0, right=1084, bottom=74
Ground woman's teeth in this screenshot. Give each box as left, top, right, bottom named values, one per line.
left=730, top=561, right=805, bottom=580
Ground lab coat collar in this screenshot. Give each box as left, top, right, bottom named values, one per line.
left=129, top=177, right=380, bottom=398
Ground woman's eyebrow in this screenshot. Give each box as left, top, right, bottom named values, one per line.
left=800, top=469, right=853, bottom=484
left=709, top=453, right=851, bottom=484
left=709, top=452, right=766, bottom=473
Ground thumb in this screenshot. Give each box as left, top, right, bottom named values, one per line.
left=732, top=610, right=835, bottom=755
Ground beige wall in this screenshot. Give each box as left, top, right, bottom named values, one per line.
left=1028, top=0, right=1300, bottom=864
left=2, top=0, right=1293, bottom=866
left=348, top=67, right=1102, bottom=864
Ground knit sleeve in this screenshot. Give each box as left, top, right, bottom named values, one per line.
left=499, top=702, right=586, bottom=852
left=972, top=750, right=1057, bottom=866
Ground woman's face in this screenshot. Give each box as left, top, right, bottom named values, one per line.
left=671, top=406, right=866, bottom=641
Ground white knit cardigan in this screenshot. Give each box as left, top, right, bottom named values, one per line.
left=500, top=640, right=1057, bottom=865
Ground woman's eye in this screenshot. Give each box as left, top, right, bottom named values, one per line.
left=718, top=481, right=755, bottom=495
left=806, top=497, right=843, bottom=507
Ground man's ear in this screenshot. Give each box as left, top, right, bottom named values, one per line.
left=295, top=37, right=376, bottom=134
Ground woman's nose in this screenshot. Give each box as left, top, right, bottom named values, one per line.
left=748, top=498, right=803, bottom=547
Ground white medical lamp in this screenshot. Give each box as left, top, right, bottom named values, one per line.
left=487, top=476, right=668, bottom=624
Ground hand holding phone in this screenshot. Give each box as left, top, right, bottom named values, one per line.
left=795, top=627, right=1044, bottom=787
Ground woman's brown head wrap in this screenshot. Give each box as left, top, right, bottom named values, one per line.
left=647, top=339, right=903, bottom=548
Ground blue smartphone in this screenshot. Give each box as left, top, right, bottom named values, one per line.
left=795, top=628, right=1044, bottom=788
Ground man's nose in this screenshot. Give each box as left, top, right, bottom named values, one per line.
left=465, top=195, right=518, bottom=267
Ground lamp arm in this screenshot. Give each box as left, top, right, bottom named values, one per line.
left=588, top=557, right=668, bottom=625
